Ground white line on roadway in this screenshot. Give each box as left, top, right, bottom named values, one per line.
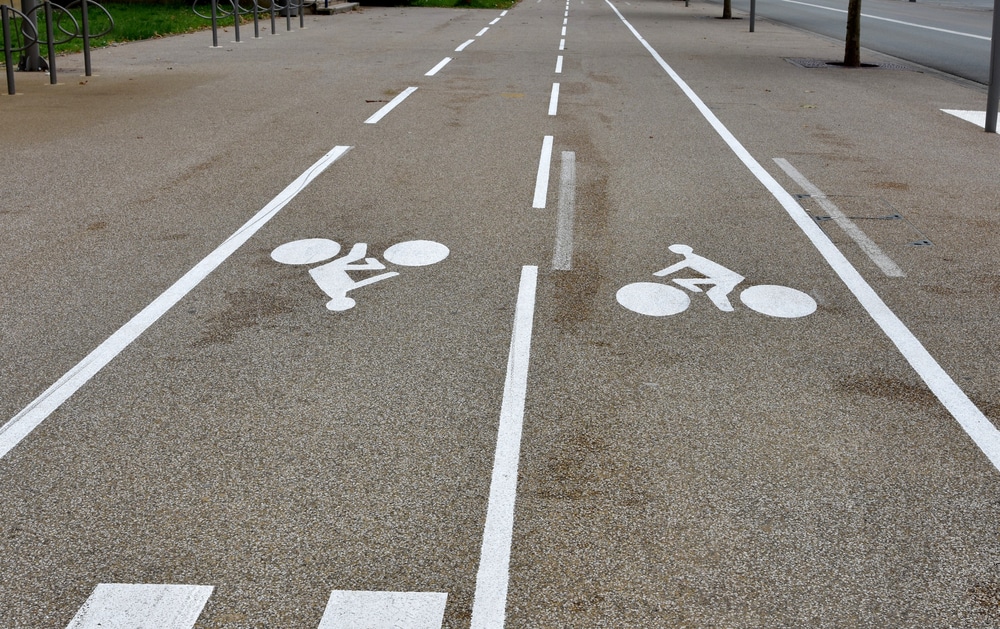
left=781, top=0, right=990, bottom=40
left=318, top=591, right=448, bottom=628
left=456, top=39, right=475, bottom=52
left=425, top=57, right=452, bottom=76
left=553, top=151, right=577, bottom=271
left=364, top=87, right=417, bottom=124
left=66, top=584, right=213, bottom=629
left=559, top=38, right=566, bottom=50
left=605, top=0, right=1000, bottom=473
left=548, top=82, right=560, bottom=116
left=477, top=27, right=490, bottom=36
left=533, top=136, right=554, bottom=208
left=470, top=265, right=538, bottom=629
left=555, top=55, right=564, bottom=73
left=500, top=9, right=508, bottom=15
left=490, top=17, right=501, bottom=24
left=561, top=25, right=567, bottom=36
left=774, top=158, right=904, bottom=278
left=0, top=146, right=353, bottom=461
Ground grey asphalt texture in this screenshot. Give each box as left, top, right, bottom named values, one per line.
left=1, top=0, right=999, bottom=626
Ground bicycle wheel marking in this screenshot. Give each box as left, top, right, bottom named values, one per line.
left=616, top=283, right=690, bottom=317
left=740, top=285, right=817, bottom=318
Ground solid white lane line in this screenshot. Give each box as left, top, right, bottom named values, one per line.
left=781, top=0, right=990, bottom=40
left=490, top=17, right=501, bottom=24
left=774, top=158, right=905, bottom=278
left=552, top=151, right=577, bottom=271
left=456, top=39, right=476, bottom=51
left=533, top=136, right=554, bottom=209
left=318, top=591, right=448, bottom=629
left=548, top=83, right=561, bottom=116
left=470, top=265, right=538, bottom=629
left=606, top=0, right=1000, bottom=472
left=555, top=55, right=564, bottom=73
left=66, top=584, right=213, bottom=629
left=0, top=146, right=352, bottom=461
left=364, top=87, right=417, bottom=124
left=477, top=27, right=490, bottom=36
left=559, top=38, right=566, bottom=50
left=425, top=57, right=452, bottom=76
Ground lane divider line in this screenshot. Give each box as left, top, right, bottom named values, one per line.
left=477, top=27, right=490, bottom=37
left=553, top=151, right=577, bottom=271
left=489, top=17, right=501, bottom=25
left=456, top=39, right=476, bottom=52
left=0, top=148, right=353, bottom=461
left=548, top=82, right=561, bottom=116
left=470, top=265, right=538, bottom=629
left=774, top=158, right=904, bottom=277
left=425, top=57, right=452, bottom=76
left=559, top=38, right=566, bottom=50
left=605, top=0, right=1000, bottom=472
left=555, top=55, right=564, bottom=73
left=364, top=87, right=418, bottom=124
left=533, top=136, right=554, bottom=209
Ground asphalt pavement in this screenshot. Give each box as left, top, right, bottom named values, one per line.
left=1, top=0, right=999, bottom=627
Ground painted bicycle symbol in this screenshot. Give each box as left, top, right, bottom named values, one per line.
left=272, top=238, right=449, bottom=311
left=616, top=244, right=817, bottom=318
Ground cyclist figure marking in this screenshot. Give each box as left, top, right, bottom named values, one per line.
left=653, top=244, right=744, bottom=312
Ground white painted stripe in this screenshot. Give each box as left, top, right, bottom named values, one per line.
left=555, top=55, right=563, bottom=73
left=606, top=0, right=1000, bottom=472
left=470, top=265, right=538, bottom=629
left=477, top=27, right=489, bottom=36
left=559, top=38, right=565, bottom=50
left=773, top=158, right=905, bottom=278
left=942, top=109, right=997, bottom=128
left=548, top=82, right=560, bottom=116
left=318, top=591, right=447, bottom=629
left=456, top=39, right=476, bottom=52
left=563, top=17, right=568, bottom=24
left=0, top=146, right=352, bottom=461
left=552, top=151, right=576, bottom=271
left=364, top=87, right=417, bottom=124
left=500, top=9, right=508, bottom=15
left=425, top=57, right=452, bottom=76
left=490, top=17, right=501, bottom=24
left=532, top=135, right=554, bottom=209
left=561, top=25, right=567, bottom=36
left=781, top=0, right=990, bottom=40
left=66, top=584, right=213, bottom=629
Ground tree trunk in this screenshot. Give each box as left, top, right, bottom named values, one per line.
left=844, top=0, right=862, bottom=67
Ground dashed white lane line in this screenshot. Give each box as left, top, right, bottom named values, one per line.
left=470, top=265, right=538, bottom=629
left=456, top=39, right=475, bottom=52
left=533, top=135, right=554, bottom=209
left=364, top=87, right=418, bottom=124
left=425, top=57, right=452, bottom=76
left=561, top=25, right=567, bottom=36
left=774, top=159, right=905, bottom=277
left=548, top=83, right=561, bottom=116
left=555, top=55, right=564, bottom=73
left=477, top=27, right=490, bottom=36
left=0, top=146, right=353, bottom=461
left=489, top=17, right=501, bottom=24
left=66, top=584, right=213, bottom=629
left=318, top=591, right=448, bottom=629
left=500, top=9, right=508, bottom=15
left=552, top=151, right=577, bottom=271
left=605, top=0, right=1000, bottom=472
left=559, top=38, right=566, bottom=50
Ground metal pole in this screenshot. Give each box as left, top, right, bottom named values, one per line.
left=986, top=0, right=1000, bottom=132
left=285, top=0, right=291, bottom=31
left=2, top=6, right=16, bottom=95
left=45, top=0, right=57, bottom=84
left=253, top=0, right=260, bottom=38
left=80, top=0, right=92, bottom=76
left=749, top=0, right=756, bottom=32
left=210, top=0, right=219, bottom=47
left=299, top=0, right=304, bottom=29
left=269, top=0, right=276, bottom=34
left=232, top=0, right=241, bottom=42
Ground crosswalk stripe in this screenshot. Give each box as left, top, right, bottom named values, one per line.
left=317, top=590, right=448, bottom=629
left=65, top=584, right=213, bottom=629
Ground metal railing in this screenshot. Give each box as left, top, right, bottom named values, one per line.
left=192, top=0, right=305, bottom=48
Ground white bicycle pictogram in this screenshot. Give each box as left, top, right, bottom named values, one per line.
left=616, top=244, right=817, bottom=319
left=272, top=238, right=449, bottom=311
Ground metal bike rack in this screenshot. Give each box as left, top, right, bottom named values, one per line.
left=1, top=5, right=37, bottom=94
left=193, top=0, right=304, bottom=47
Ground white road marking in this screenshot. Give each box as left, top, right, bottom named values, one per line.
left=561, top=25, right=568, bottom=36
left=563, top=17, right=568, bottom=24
left=555, top=55, right=564, bottom=73
left=942, top=109, right=997, bottom=128
left=425, top=57, right=452, bottom=76
left=500, top=9, right=508, bottom=15
left=456, top=39, right=476, bottom=52
left=364, top=87, right=418, bottom=124
left=773, top=158, right=905, bottom=278
left=477, top=27, right=490, bottom=36
left=318, top=591, right=448, bottom=629
left=490, top=17, right=501, bottom=24
left=548, top=82, right=561, bottom=116
left=552, top=151, right=577, bottom=271
left=533, top=136, right=554, bottom=209
left=0, top=146, right=352, bottom=461
left=559, top=38, right=566, bottom=50
left=470, top=265, right=538, bottom=629
left=606, top=0, right=1000, bottom=472
left=781, top=0, right=990, bottom=40
left=66, top=584, right=213, bottom=629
